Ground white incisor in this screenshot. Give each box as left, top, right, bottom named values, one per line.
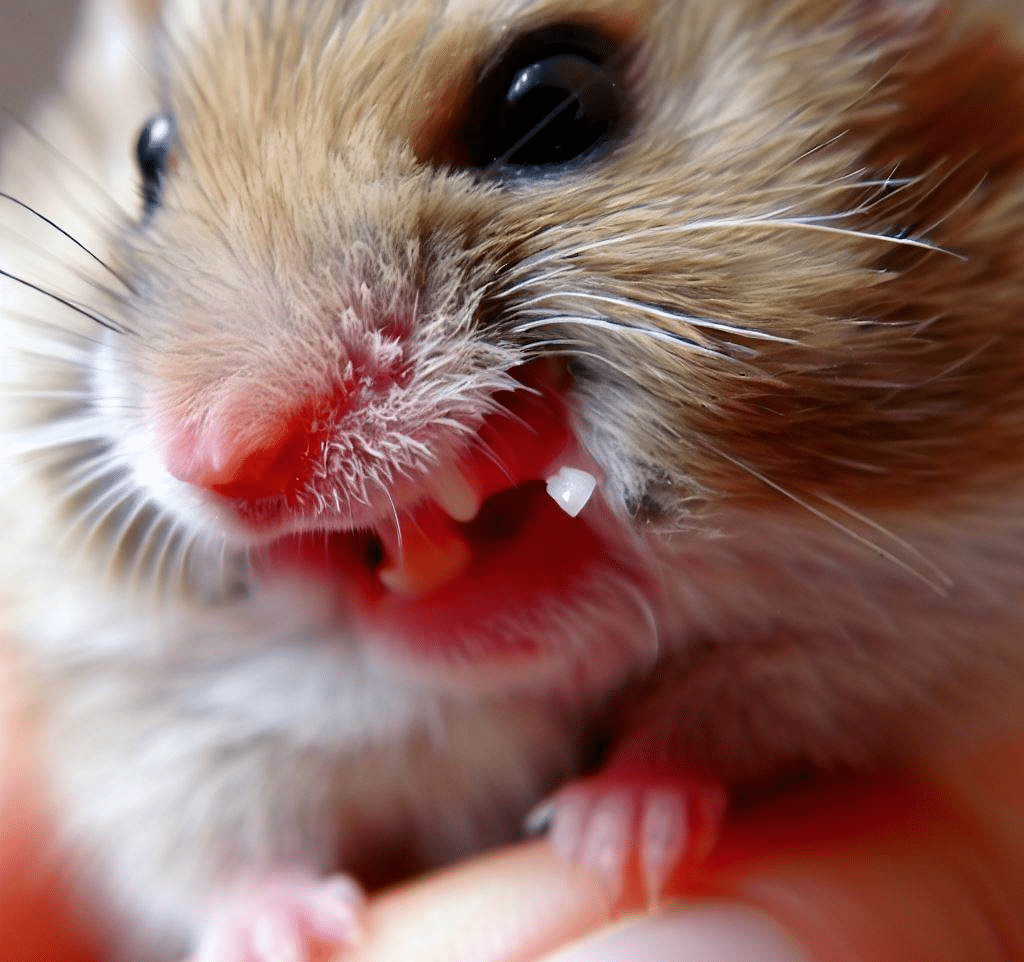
left=545, top=466, right=598, bottom=518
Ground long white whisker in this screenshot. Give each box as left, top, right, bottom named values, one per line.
left=468, top=435, right=515, bottom=486
left=814, top=491, right=953, bottom=590
left=513, top=315, right=749, bottom=362
left=104, top=496, right=157, bottom=580
left=507, top=209, right=959, bottom=280
left=517, top=291, right=799, bottom=344
left=6, top=388, right=92, bottom=402
left=153, top=521, right=189, bottom=593
left=704, top=441, right=951, bottom=595
left=499, top=265, right=575, bottom=299
left=374, top=477, right=404, bottom=561
left=505, top=210, right=782, bottom=276
left=779, top=216, right=964, bottom=257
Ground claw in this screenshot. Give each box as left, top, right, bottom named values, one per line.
left=639, top=792, right=688, bottom=907
left=196, top=874, right=364, bottom=962
left=538, top=772, right=727, bottom=908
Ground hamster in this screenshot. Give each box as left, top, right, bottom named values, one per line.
left=4, top=0, right=1024, bottom=958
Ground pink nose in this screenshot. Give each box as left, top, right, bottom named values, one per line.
left=163, top=388, right=348, bottom=503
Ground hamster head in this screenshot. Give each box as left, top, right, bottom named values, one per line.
left=10, top=0, right=1024, bottom=704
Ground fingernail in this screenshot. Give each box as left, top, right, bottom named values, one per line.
left=541, top=903, right=816, bottom=962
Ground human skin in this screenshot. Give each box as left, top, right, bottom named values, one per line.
left=1, top=644, right=1021, bottom=962
left=338, top=738, right=1024, bottom=962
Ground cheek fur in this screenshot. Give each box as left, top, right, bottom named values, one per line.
left=567, top=8, right=1024, bottom=520
left=738, top=16, right=1024, bottom=511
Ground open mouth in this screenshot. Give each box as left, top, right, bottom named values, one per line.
left=249, top=362, right=633, bottom=666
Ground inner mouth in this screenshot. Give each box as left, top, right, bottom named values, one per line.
left=254, top=361, right=610, bottom=661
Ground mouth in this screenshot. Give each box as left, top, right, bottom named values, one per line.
left=245, top=362, right=643, bottom=669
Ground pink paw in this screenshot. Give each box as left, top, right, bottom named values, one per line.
left=195, top=874, right=364, bottom=962
left=532, top=773, right=727, bottom=906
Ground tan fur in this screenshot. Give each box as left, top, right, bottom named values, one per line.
left=3, top=0, right=1024, bottom=959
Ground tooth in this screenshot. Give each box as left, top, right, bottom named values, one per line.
left=378, top=516, right=472, bottom=598
left=545, top=466, right=597, bottom=518
left=425, top=462, right=482, bottom=523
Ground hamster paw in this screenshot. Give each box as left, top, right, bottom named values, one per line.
left=530, top=772, right=727, bottom=907
left=195, top=874, right=364, bottom=962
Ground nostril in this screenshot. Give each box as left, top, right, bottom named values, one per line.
left=163, top=415, right=302, bottom=502
left=206, top=421, right=308, bottom=502
left=162, top=386, right=348, bottom=504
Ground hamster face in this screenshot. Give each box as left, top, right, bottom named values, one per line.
left=7, top=0, right=1024, bottom=756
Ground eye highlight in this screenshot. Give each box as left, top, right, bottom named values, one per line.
left=135, top=113, right=175, bottom=219
left=465, top=25, right=626, bottom=174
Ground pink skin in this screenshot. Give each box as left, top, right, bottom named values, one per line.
left=197, top=875, right=364, bottom=962
left=543, top=757, right=728, bottom=909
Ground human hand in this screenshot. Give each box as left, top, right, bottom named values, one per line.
left=2, top=657, right=1021, bottom=962
left=339, top=734, right=1024, bottom=962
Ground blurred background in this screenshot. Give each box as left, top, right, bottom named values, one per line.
left=0, top=0, right=79, bottom=138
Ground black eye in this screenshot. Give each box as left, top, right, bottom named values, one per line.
left=466, top=25, right=625, bottom=173
left=135, top=113, right=175, bottom=218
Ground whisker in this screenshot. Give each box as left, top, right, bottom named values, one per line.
left=467, top=435, right=516, bottom=486
left=791, top=130, right=848, bottom=165
left=0, top=233, right=130, bottom=323
left=508, top=208, right=799, bottom=274
left=7, top=419, right=110, bottom=456
left=814, top=491, right=953, bottom=590
left=375, top=477, right=404, bottom=561
left=51, top=447, right=116, bottom=487
left=920, top=174, right=986, bottom=237
left=517, top=291, right=799, bottom=345
left=2, top=309, right=108, bottom=352
left=507, top=209, right=960, bottom=280
left=103, top=494, right=155, bottom=580
left=0, top=191, right=133, bottom=291
left=696, top=214, right=962, bottom=258
left=499, top=265, right=575, bottom=300
left=877, top=338, right=996, bottom=407
left=0, top=110, right=133, bottom=217
left=513, top=314, right=751, bottom=363
left=703, top=441, right=951, bottom=594
left=7, top=387, right=91, bottom=402
left=481, top=400, right=539, bottom=463
left=525, top=341, right=661, bottom=382
left=152, top=519, right=189, bottom=593
left=0, top=267, right=129, bottom=334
